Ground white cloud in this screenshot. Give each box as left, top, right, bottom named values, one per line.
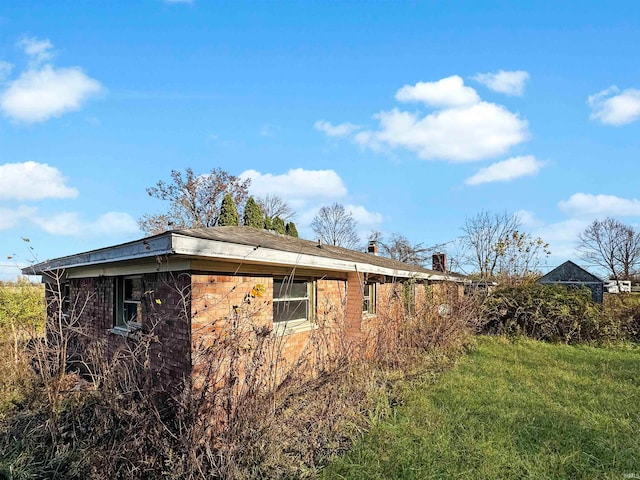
left=239, top=168, right=383, bottom=241
left=0, top=61, right=13, bottom=81
left=514, top=209, right=544, bottom=229
left=473, top=70, right=529, bottom=96
left=1, top=65, right=102, bottom=123
left=0, top=206, right=37, bottom=231
left=588, top=86, right=640, bottom=126
left=18, top=37, right=54, bottom=65
left=354, top=103, right=528, bottom=162
left=346, top=204, right=384, bottom=226
left=0, top=161, right=78, bottom=200
left=319, top=76, right=529, bottom=162
left=465, top=155, right=544, bottom=185
left=32, top=211, right=139, bottom=236
left=559, top=193, right=640, bottom=217
left=314, top=120, right=361, bottom=137
left=395, top=75, right=480, bottom=107
left=240, top=168, right=348, bottom=199
left=531, top=218, right=588, bottom=261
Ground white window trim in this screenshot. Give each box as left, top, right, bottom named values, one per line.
left=363, top=282, right=376, bottom=316
left=272, top=278, right=316, bottom=336
left=272, top=318, right=319, bottom=336
left=114, top=275, right=143, bottom=331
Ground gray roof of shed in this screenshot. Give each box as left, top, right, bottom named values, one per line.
left=538, top=260, right=603, bottom=284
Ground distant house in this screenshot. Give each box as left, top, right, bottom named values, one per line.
left=538, top=260, right=604, bottom=303
left=25, top=226, right=466, bottom=390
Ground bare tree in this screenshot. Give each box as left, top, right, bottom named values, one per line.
left=139, top=167, right=251, bottom=235
left=460, top=211, right=550, bottom=282
left=256, top=194, right=295, bottom=221
left=579, top=217, right=640, bottom=281
left=311, top=203, right=360, bottom=249
left=494, top=230, right=550, bottom=282
left=368, top=231, right=433, bottom=267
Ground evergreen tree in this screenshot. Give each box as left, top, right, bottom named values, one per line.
left=272, top=216, right=286, bottom=234
left=218, top=193, right=239, bottom=226
left=264, top=216, right=273, bottom=230
left=139, top=167, right=250, bottom=235
left=285, top=222, right=299, bottom=238
left=243, top=196, right=264, bottom=228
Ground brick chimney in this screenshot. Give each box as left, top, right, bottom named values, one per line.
left=367, top=241, right=379, bottom=255
left=432, top=253, right=446, bottom=272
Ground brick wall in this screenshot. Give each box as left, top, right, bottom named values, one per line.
left=190, top=274, right=273, bottom=387
left=190, top=274, right=350, bottom=387
left=58, top=272, right=191, bottom=391
left=53, top=267, right=464, bottom=394
left=360, top=281, right=403, bottom=357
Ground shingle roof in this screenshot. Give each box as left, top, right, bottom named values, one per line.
left=538, top=260, right=603, bottom=284
left=174, top=226, right=450, bottom=277
left=24, top=226, right=465, bottom=282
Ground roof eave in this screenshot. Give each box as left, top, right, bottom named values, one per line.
left=22, top=234, right=174, bottom=275
left=22, top=231, right=466, bottom=283
left=172, top=234, right=465, bottom=282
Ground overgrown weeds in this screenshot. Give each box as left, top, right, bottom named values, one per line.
left=0, top=276, right=478, bottom=479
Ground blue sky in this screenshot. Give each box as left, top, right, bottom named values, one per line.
left=1, top=0, right=640, bottom=279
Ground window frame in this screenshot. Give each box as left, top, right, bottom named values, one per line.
left=60, top=281, right=71, bottom=318
left=362, top=281, right=376, bottom=315
left=113, top=275, right=144, bottom=332
left=272, top=277, right=317, bottom=335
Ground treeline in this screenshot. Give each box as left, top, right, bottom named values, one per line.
left=138, top=167, right=298, bottom=237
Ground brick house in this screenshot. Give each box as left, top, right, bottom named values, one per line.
left=25, top=227, right=466, bottom=390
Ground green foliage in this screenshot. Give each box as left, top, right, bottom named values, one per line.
left=272, top=216, right=286, bottom=234
left=243, top=196, right=264, bottom=228
left=218, top=193, right=239, bottom=226
left=323, top=337, right=640, bottom=479
left=285, top=221, right=299, bottom=237
left=0, top=280, right=45, bottom=339
left=0, top=281, right=44, bottom=418
left=602, top=294, right=640, bottom=342
left=481, top=284, right=608, bottom=343
left=263, top=216, right=273, bottom=230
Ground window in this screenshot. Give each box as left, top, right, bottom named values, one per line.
left=61, top=282, right=71, bottom=317
left=363, top=282, right=376, bottom=315
left=273, top=278, right=315, bottom=334
left=115, top=276, right=143, bottom=329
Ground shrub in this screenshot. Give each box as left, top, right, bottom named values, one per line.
left=0, top=281, right=45, bottom=418
left=602, top=294, right=640, bottom=342
left=481, top=284, right=606, bottom=343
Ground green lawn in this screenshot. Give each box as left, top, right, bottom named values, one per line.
left=322, top=337, right=640, bottom=479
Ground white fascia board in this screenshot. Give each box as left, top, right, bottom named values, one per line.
left=171, top=234, right=463, bottom=282
left=66, top=259, right=192, bottom=279
left=24, top=235, right=174, bottom=274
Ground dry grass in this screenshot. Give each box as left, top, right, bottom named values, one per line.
left=0, top=276, right=480, bottom=479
